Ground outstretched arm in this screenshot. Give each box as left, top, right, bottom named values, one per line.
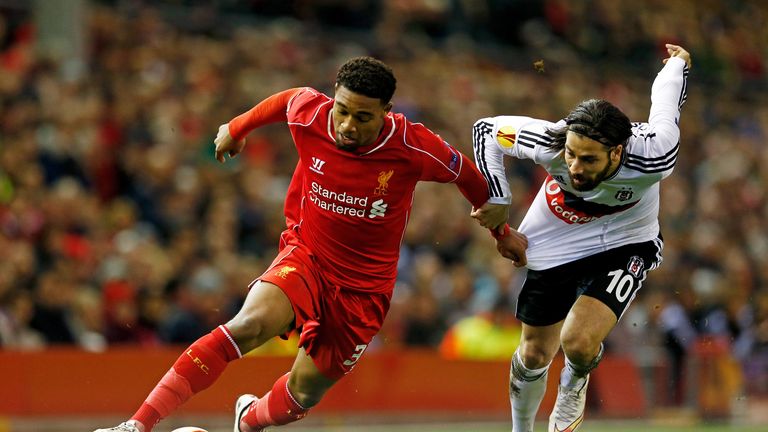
left=625, top=44, right=691, bottom=177
left=214, top=88, right=302, bottom=163
left=648, top=44, right=691, bottom=147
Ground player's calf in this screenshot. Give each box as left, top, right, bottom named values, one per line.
left=510, top=349, right=551, bottom=432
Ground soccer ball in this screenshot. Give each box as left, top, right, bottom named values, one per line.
left=170, top=428, right=208, bottom=432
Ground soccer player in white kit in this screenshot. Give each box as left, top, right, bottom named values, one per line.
left=471, top=44, right=691, bottom=432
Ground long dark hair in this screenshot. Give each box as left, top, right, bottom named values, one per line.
left=336, top=56, right=397, bottom=105
left=546, top=99, right=632, bottom=151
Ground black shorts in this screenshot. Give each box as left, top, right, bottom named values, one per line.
left=516, top=235, right=664, bottom=326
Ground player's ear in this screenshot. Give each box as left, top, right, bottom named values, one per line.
left=612, top=144, right=623, bottom=163
left=383, top=102, right=393, bottom=113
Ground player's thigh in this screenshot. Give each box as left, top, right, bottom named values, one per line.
left=289, top=347, right=337, bottom=407
left=560, top=296, right=617, bottom=360
left=229, top=241, right=324, bottom=353
left=226, top=280, right=295, bottom=352
left=302, top=290, right=389, bottom=380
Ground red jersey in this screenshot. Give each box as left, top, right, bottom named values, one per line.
left=230, top=87, right=489, bottom=294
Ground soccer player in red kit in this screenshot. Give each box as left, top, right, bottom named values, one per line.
left=95, top=57, right=527, bottom=432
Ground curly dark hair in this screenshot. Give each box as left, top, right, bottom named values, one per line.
left=336, top=56, right=397, bottom=104
left=546, top=99, right=632, bottom=151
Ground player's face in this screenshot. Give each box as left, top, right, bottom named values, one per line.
left=332, top=85, right=392, bottom=151
left=563, top=132, right=622, bottom=191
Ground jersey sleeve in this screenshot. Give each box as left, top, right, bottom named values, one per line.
left=228, top=88, right=302, bottom=141
left=472, top=116, right=559, bottom=204
left=623, top=57, right=689, bottom=178
left=407, top=121, right=490, bottom=209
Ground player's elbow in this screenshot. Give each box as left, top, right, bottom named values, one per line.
left=473, top=118, right=494, bottom=130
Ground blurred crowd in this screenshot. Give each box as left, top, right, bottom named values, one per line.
left=1, top=0, right=767, bottom=398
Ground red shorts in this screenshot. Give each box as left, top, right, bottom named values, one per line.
left=257, top=231, right=391, bottom=380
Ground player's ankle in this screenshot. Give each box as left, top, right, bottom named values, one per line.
left=127, top=420, right=147, bottom=432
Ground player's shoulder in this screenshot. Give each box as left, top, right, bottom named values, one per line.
left=486, top=115, right=558, bottom=151
left=514, top=117, right=558, bottom=148
left=391, top=113, right=462, bottom=173
left=624, top=121, right=662, bottom=155
left=629, top=121, right=652, bottom=135
left=391, top=112, right=441, bottom=147
left=477, top=115, right=550, bottom=131
left=622, top=121, right=678, bottom=175
left=287, top=87, right=333, bottom=126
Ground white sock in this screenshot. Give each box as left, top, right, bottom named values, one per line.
left=510, top=350, right=550, bottom=432
left=559, top=359, right=587, bottom=390
left=560, top=343, right=604, bottom=389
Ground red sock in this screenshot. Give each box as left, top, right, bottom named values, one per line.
left=131, top=325, right=241, bottom=431
left=241, top=373, right=309, bottom=430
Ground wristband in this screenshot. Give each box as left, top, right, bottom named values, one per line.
left=490, top=223, right=511, bottom=240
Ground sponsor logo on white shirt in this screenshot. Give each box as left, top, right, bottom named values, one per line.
left=545, top=178, right=599, bottom=224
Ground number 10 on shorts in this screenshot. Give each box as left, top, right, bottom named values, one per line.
left=605, top=270, right=635, bottom=303
left=343, top=344, right=368, bottom=366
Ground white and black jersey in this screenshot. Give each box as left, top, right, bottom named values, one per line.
left=473, top=57, right=689, bottom=270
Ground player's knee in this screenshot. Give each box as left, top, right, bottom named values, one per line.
left=518, top=341, right=555, bottom=369
left=560, top=332, right=600, bottom=365
left=287, top=373, right=332, bottom=408
left=225, top=313, right=270, bottom=353
left=289, top=388, right=323, bottom=409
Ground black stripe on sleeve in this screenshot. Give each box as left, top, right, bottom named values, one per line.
left=518, top=129, right=554, bottom=148
left=626, top=142, right=680, bottom=162
left=679, top=67, right=689, bottom=109
left=472, top=121, right=503, bottom=197
left=624, top=149, right=678, bottom=173
left=624, top=153, right=678, bottom=171
left=623, top=162, right=676, bottom=174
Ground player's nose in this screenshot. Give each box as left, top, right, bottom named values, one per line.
left=569, top=159, right=584, bottom=173
left=338, top=117, right=356, bottom=133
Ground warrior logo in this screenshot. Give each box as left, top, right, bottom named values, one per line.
left=627, top=256, right=644, bottom=278
left=275, top=265, right=297, bottom=279
left=310, top=157, right=326, bottom=175
left=374, top=170, right=393, bottom=196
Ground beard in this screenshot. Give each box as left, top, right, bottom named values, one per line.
left=568, top=160, right=614, bottom=191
